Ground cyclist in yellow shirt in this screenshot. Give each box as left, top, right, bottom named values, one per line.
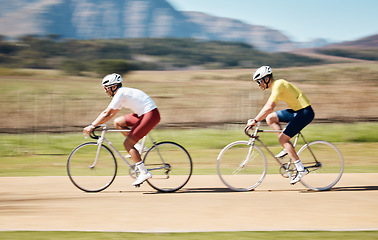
left=247, top=66, right=315, bottom=184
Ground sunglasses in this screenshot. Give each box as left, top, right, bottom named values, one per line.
left=256, top=76, right=268, bottom=85
left=104, top=85, right=116, bottom=90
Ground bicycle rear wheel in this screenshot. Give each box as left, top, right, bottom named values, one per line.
left=297, top=140, right=344, bottom=191
left=217, top=141, right=267, bottom=191
left=67, top=142, right=117, bottom=192
left=143, top=141, right=192, bottom=192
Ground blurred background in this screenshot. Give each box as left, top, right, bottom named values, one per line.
left=1, top=2, right=377, bottom=237
left=0, top=0, right=377, bottom=168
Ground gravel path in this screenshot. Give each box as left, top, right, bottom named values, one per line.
left=0, top=174, right=377, bottom=232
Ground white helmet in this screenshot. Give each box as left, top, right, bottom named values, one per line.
left=102, top=73, right=123, bottom=87
left=253, top=66, right=272, bottom=81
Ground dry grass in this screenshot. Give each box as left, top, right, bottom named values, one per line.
left=1, top=62, right=377, bottom=133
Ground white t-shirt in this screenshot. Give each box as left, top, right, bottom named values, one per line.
left=107, top=87, right=157, bottom=116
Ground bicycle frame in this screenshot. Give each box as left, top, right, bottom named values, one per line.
left=91, top=125, right=158, bottom=172
left=245, top=122, right=317, bottom=171
left=217, top=123, right=344, bottom=191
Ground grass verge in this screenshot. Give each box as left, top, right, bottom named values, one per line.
left=1, top=123, right=377, bottom=176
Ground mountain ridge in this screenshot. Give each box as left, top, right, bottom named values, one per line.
left=324, top=34, right=378, bottom=49
left=0, top=0, right=330, bottom=52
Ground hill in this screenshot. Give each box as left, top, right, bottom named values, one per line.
left=0, top=0, right=327, bottom=52
left=314, top=34, right=378, bottom=61
left=0, top=36, right=325, bottom=73
left=292, top=34, right=378, bottom=62
left=325, top=34, right=378, bottom=49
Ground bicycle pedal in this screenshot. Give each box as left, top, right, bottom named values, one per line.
left=134, top=184, right=141, bottom=188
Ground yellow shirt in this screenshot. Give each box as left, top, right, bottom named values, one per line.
left=268, top=79, right=310, bottom=111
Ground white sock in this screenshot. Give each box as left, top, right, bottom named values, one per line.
left=136, top=161, right=148, bottom=174
left=294, top=159, right=305, bottom=172
left=134, top=142, right=143, bottom=153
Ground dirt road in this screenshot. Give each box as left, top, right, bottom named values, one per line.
left=0, top=174, right=377, bottom=232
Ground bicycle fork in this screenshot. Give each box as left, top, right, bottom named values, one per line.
left=90, top=131, right=107, bottom=169
left=233, top=138, right=257, bottom=174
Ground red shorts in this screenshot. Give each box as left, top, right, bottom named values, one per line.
left=123, top=108, right=160, bottom=142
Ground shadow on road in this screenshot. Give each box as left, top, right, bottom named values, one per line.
left=143, top=187, right=306, bottom=194
left=142, top=185, right=378, bottom=194
left=299, top=185, right=378, bottom=193
left=327, top=185, right=378, bottom=192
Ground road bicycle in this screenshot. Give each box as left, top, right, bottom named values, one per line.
left=67, top=125, right=193, bottom=193
left=217, top=122, right=344, bottom=191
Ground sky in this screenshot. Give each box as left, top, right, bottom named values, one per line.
left=166, top=0, right=378, bottom=43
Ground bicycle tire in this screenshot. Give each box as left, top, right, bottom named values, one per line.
left=67, top=142, right=117, bottom=192
left=217, top=141, right=267, bottom=191
left=297, top=140, right=344, bottom=191
left=143, top=141, right=193, bottom=192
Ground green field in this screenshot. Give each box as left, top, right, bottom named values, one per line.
left=1, top=122, right=377, bottom=177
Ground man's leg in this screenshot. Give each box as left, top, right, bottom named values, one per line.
left=114, top=114, right=145, bottom=153
left=266, top=112, right=287, bottom=158
left=266, top=112, right=282, bottom=133
left=268, top=110, right=308, bottom=184
left=124, top=136, right=151, bottom=186
left=123, top=137, right=141, bottom=164
left=114, top=115, right=132, bottom=137
left=279, top=133, right=308, bottom=184
left=125, top=109, right=160, bottom=186
left=278, top=133, right=299, bottom=162
left=113, top=114, right=150, bottom=186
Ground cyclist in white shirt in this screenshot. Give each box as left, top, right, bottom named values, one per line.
left=83, top=73, right=160, bottom=187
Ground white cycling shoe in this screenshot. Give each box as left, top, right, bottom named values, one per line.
left=132, top=172, right=152, bottom=186
left=290, top=169, right=309, bottom=185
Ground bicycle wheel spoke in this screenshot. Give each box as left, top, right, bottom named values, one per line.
left=232, top=167, right=244, bottom=175
left=67, top=142, right=117, bottom=192
left=144, top=141, right=192, bottom=192
left=297, top=141, right=344, bottom=191
left=217, top=141, right=267, bottom=191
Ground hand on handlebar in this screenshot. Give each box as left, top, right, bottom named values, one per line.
left=245, top=119, right=259, bottom=137
left=83, top=125, right=95, bottom=136
left=83, top=125, right=102, bottom=139
left=247, top=118, right=258, bottom=127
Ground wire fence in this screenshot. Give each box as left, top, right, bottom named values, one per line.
left=1, top=82, right=377, bottom=156
left=1, top=89, right=377, bottom=135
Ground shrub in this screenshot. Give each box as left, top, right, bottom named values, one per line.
left=61, top=60, right=87, bottom=75
left=92, top=59, right=136, bottom=75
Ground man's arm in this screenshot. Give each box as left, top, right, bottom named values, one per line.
left=92, top=107, right=120, bottom=126
left=83, top=107, right=120, bottom=134
left=247, top=100, right=276, bottom=126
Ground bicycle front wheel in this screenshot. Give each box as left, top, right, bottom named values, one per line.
left=217, top=141, right=267, bottom=191
left=143, top=141, right=192, bottom=192
left=297, top=140, right=344, bottom=191
left=67, top=142, right=117, bottom=192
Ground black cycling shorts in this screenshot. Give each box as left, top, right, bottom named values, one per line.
left=276, top=105, right=314, bottom=138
